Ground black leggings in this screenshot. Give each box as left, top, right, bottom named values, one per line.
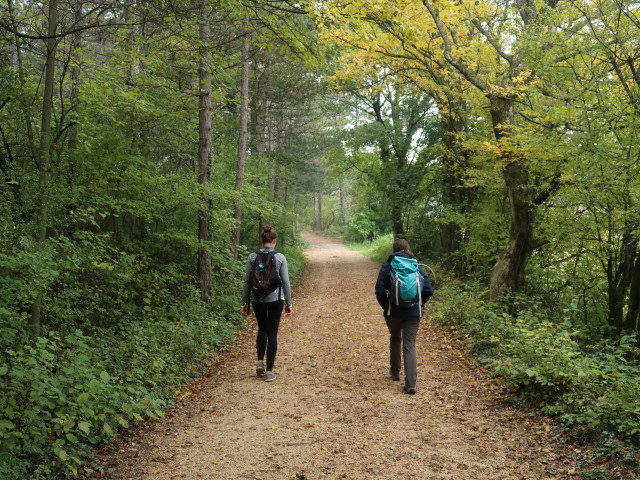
left=253, top=300, right=284, bottom=372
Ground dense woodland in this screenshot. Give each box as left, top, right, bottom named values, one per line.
left=0, top=0, right=639, bottom=477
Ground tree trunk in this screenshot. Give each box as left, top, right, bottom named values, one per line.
left=67, top=0, right=83, bottom=151
left=609, top=229, right=639, bottom=333
left=339, top=181, right=346, bottom=225
left=8, top=0, right=38, bottom=166
left=197, top=0, right=213, bottom=301
left=625, top=253, right=640, bottom=342
left=232, top=19, right=250, bottom=260
left=607, top=258, right=625, bottom=332
left=30, top=0, right=59, bottom=333
left=315, top=192, right=323, bottom=231
left=0, top=110, right=24, bottom=221
left=439, top=111, right=469, bottom=271
left=252, top=52, right=269, bottom=240
left=390, top=197, right=405, bottom=238
left=488, top=96, right=536, bottom=298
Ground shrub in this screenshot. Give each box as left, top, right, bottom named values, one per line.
left=487, top=319, right=597, bottom=397
left=357, top=234, right=394, bottom=263
left=429, top=279, right=640, bottom=448
left=344, top=206, right=390, bottom=243
left=0, top=294, right=241, bottom=478
left=0, top=238, right=308, bottom=478
left=0, top=329, right=160, bottom=479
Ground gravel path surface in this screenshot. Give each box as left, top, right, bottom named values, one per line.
left=98, top=233, right=592, bottom=480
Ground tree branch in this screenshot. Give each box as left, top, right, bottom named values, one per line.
left=0, top=6, right=123, bottom=41
left=421, top=0, right=494, bottom=95
left=471, top=19, right=514, bottom=65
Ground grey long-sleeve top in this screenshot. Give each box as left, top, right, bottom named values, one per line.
left=241, top=247, right=292, bottom=306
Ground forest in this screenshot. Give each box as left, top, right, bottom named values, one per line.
left=0, top=0, right=638, bottom=477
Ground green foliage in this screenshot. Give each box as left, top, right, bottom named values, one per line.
left=277, top=244, right=307, bottom=282
left=0, top=295, right=240, bottom=479
left=351, top=234, right=394, bottom=263
left=0, top=0, right=319, bottom=478
left=430, top=279, right=640, bottom=448
left=345, top=207, right=387, bottom=242
left=488, top=318, right=595, bottom=396
left=0, top=330, right=155, bottom=478
left=557, top=337, right=640, bottom=442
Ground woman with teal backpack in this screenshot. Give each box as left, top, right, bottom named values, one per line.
left=375, top=238, right=433, bottom=394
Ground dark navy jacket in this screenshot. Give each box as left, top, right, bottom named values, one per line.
left=375, top=252, right=433, bottom=318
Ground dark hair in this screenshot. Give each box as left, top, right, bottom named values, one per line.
left=392, top=238, right=415, bottom=258
left=261, top=225, right=278, bottom=244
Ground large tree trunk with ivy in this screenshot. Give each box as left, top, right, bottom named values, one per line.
left=606, top=226, right=639, bottom=333
left=421, top=0, right=563, bottom=298
left=487, top=96, right=536, bottom=298
left=197, top=0, right=213, bottom=301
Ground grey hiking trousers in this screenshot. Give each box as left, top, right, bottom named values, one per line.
left=385, top=316, right=421, bottom=389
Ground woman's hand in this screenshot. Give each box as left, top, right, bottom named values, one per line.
left=284, top=305, right=292, bottom=316
left=240, top=305, right=249, bottom=316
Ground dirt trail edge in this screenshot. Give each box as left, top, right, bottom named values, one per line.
left=100, top=233, right=582, bottom=480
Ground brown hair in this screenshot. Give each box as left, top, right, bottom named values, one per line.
left=392, top=238, right=415, bottom=258
left=261, top=225, right=278, bottom=245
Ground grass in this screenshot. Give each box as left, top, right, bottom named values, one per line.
left=345, top=234, right=394, bottom=263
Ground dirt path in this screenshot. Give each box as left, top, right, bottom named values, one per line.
left=99, top=233, right=585, bottom=480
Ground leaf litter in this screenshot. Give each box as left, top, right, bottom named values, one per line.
left=95, top=233, right=635, bottom=480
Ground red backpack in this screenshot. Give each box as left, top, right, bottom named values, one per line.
left=248, top=250, right=281, bottom=305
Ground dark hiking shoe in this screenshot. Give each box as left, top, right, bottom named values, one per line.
left=389, top=370, right=400, bottom=381
left=403, top=386, right=416, bottom=394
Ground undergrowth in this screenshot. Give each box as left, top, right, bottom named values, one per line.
left=0, top=242, right=307, bottom=479
left=0, top=298, right=239, bottom=479
left=428, top=279, right=640, bottom=471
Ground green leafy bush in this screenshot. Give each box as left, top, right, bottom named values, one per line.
left=344, top=207, right=390, bottom=242
left=356, top=233, right=394, bottom=263
left=0, top=299, right=240, bottom=479
left=430, top=279, right=640, bottom=448
left=277, top=244, right=307, bottom=282
left=488, top=319, right=596, bottom=396
left=0, top=330, right=158, bottom=478
left=0, top=236, right=307, bottom=478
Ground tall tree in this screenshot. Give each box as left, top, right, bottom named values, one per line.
left=419, top=0, right=561, bottom=297
left=30, top=0, right=59, bottom=332
left=232, top=14, right=251, bottom=260
left=197, top=0, right=213, bottom=300
left=311, top=0, right=475, bottom=263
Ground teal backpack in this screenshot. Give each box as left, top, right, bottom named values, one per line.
left=387, top=256, right=424, bottom=315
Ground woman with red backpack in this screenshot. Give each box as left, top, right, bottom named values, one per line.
left=241, top=226, right=292, bottom=382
